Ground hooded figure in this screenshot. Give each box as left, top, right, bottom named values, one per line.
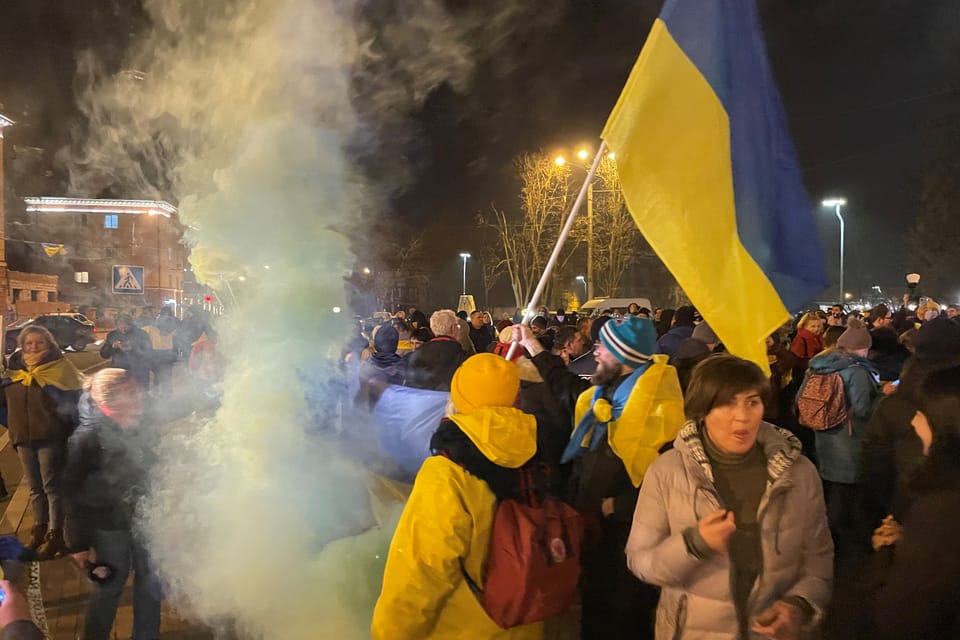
left=355, top=325, right=405, bottom=408
left=372, top=354, right=541, bottom=639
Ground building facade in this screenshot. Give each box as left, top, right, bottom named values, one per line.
left=21, top=197, right=189, bottom=317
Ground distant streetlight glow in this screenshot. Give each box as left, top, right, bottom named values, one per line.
left=332, top=306, right=342, bottom=314
left=821, top=197, right=847, bottom=300
left=362, top=267, right=371, bottom=275
left=607, top=152, right=616, bottom=160
left=554, top=155, right=566, bottom=166
left=459, top=252, right=471, bottom=295
left=577, top=149, right=589, bottom=160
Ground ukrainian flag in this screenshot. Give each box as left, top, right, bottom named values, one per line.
left=603, top=0, right=826, bottom=371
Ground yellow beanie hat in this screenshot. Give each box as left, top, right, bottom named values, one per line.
left=450, top=353, right=520, bottom=415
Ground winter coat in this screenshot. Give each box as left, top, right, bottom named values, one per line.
left=669, top=338, right=712, bottom=394
left=861, top=392, right=925, bottom=522
left=626, top=421, right=834, bottom=640
left=403, top=337, right=469, bottom=391
left=805, top=351, right=879, bottom=484
left=99, top=326, right=152, bottom=389
left=790, top=328, right=823, bottom=375
left=0, top=621, right=43, bottom=640
left=657, top=325, right=695, bottom=359
left=873, top=466, right=960, bottom=639
left=62, top=393, right=156, bottom=551
left=469, top=324, right=495, bottom=354
left=868, top=329, right=909, bottom=382
left=0, top=350, right=82, bottom=446
left=371, top=406, right=541, bottom=640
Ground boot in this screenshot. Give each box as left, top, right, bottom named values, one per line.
left=27, top=523, right=47, bottom=550
left=37, top=528, right=67, bottom=560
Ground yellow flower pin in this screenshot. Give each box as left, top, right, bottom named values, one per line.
left=593, top=398, right=613, bottom=423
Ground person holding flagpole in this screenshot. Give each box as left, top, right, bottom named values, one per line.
left=513, top=316, right=684, bottom=639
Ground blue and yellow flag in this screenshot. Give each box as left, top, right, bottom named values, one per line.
left=602, top=0, right=826, bottom=371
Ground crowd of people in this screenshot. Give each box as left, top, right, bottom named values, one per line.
left=350, top=298, right=960, bottom=639
left=0, top=304, right=219, bottom=639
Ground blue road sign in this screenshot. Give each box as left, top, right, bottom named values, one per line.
left=113, top=265, right=145, bottom=295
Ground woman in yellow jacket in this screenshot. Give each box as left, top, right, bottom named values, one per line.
left=372, top=353, right=542, bottom=640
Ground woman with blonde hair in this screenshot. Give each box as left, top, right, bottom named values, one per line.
left=0, top=325, right=83, bottom=557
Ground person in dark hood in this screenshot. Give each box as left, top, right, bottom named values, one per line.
left=669, top=321, right=720, bottom=393
left=143, top=306, right=180, bottom=395
left=355, top=325, right=405, bottom=408
left=63, top=368, right=163, bottom=640
left=656, top=305, right=696, bottom=358
left=868, top=325, right=910, bottom=383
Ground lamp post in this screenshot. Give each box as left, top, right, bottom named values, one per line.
left=459, top=252, right=471, bottom=295
left=576, top=275, right=587, bottom=300
left=822, top=198, right=846, bottom=301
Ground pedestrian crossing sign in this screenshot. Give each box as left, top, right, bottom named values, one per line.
left=112, top=265, right=145, bottom=295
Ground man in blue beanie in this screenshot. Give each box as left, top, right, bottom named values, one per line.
left=513, top=316, right=684, bottom=640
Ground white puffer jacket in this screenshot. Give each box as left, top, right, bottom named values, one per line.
left=626, top=421, right=833, bottom=639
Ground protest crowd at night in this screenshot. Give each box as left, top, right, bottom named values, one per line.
left=0, top=0, right=959, bottom=639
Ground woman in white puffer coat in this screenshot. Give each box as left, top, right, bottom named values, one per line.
left=626, top=354, right=833, bottom=640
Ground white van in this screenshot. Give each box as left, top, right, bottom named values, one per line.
left=579, top=297, right=654, bottom=317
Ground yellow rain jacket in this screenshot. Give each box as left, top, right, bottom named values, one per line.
left=371, top=406, right=543, bottom=640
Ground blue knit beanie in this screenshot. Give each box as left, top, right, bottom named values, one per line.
left=599, top=316, right=657, bottom=367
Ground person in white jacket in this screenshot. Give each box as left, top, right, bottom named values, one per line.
left=626, top=354, right=833, bottom=639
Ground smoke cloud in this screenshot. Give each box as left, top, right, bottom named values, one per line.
left=65, top=0, right=538, bottom=637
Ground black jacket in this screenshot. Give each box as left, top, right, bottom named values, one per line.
left=63, top=393, right=156, bottom=550
left=874, top=466, right=960, bottom=639
left=869, top=328, right=910, bottom=382
left=99, top=327, right=152, bottom=387
left=403, top=337, right=468, bottom=391
left=861, top=392, right=925, bottom=522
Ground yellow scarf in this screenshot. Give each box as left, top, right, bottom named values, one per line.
left=9, top=356, right=85, bottom=390
left=22, top=351, right=47, bottom=370
left=573, top=355, right=685, bottom=487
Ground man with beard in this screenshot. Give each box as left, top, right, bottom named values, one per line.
left=512, top=316, right=684, bottom=640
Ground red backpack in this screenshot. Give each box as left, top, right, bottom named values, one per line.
left=461, top=468, right=583, bottom=628
left=796, top=370, right=850, bottom=432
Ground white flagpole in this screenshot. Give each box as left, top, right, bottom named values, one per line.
left=505, top=141, right=607, bottom=360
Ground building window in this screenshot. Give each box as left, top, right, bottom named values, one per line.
left=168, top=247, right=173, bottom=261
left=104, top=247, right=117, bottom=258
left=104, top=214, right=119, bottom=229
left=30, top=291, right=38, bottom=302
left=74, top=271, right=89, bottom=284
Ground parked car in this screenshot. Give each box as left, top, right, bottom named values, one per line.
left=4, top=313, right=97, bottom=354
left=579, top=297, right=655, bottom=317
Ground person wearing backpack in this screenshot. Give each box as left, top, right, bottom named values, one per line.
left=512, top=317, right=685, bottom=640
left=371, top=354, right=544, bottom=639
left=801, top=319, right=879, bottom=569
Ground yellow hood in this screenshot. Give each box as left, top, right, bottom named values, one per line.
left=449, top=406, right=537, bottom=469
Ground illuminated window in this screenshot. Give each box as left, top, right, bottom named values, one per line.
left=74, top=271, right=89, bottom=284
left=104, top=214, right=119, bottom=229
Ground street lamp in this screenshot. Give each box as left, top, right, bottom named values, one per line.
left=822, top=197, right=846, bottom=301
left=459, top=252, right=471, bottom=295
left=576, top=275, right=587, bottom=300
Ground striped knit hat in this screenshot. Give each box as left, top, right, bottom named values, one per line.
left=599, top=316, right=657, bottom=368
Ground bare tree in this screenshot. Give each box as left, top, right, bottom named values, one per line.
left=479, top=244, right=506, bottom=310
left=479, top=152, right=583, bottom=309
left=589, top=156, right=641, bottom=298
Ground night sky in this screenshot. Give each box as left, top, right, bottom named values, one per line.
left=1, top=0, right=958, bottom=304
